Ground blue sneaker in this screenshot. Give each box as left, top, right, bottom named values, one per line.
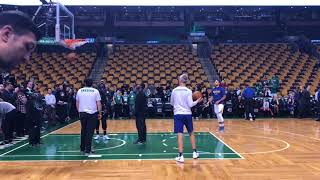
left=219, top=126, right=225, bottom=132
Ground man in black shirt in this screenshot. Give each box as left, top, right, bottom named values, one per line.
left=134, top=84, right=147, bottom=144
left=299, top=86, right=311, bottom=118
left=2, top=82, right=14, bottom=104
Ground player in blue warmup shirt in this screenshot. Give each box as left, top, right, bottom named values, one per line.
left=208, top=80, right=226, bottom=132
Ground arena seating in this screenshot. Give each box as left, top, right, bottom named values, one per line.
left=101, top=44, right=209, bottom=88
left=211, top=43, right=320, bottom=95
left=11, top=52, right=96, bottom=93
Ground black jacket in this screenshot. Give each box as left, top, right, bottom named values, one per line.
left=135, top=90, right=147, bottom=116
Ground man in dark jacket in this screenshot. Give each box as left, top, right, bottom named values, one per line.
left=242, top=84, right=256, bottom=121
left=134, top=84, right=147, bottom=144
left=299, top=86, right=311, bottom=118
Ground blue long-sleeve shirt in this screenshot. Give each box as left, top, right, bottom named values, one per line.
left=242, top=87, right=255, bottom=99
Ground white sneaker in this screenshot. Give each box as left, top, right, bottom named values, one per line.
left=94, top=135, right=100, bottom=140
left=175, top=155, right=184, bottom=163
left=103, top=135, right=111, bottom=140
left=193, top=152, right=199, bottom=159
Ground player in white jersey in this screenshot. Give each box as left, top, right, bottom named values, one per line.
left=76, top=79, right=102, bottom=156
left=170, top=74, right=202, bottom=163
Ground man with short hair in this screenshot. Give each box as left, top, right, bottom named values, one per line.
left=242, top=84, right=256, bottom=121
left=94, top=82, right=110, bottom=141
left=170, top=74, right=203, bottom=163
left=299, top=86, right=311, bottom=118
left=76, top=79, right=102, bottom=156
left=208, top=80, right=226, bottom=132
left=0, top=11, right=41, bottom=71
left=45, top=88, right=57, bottom=126
left=134, top=85, right=147, bottom=144
left=1, top=82, right=14, bottom=104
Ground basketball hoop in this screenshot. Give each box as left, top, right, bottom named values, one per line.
left=61, top=39, right=87, bottom=50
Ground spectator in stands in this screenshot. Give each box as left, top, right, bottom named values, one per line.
left=144, top=84, right=151, bottom=98
left=149, top=83, right=156, bottom=98
left=255, top=82, right=263, bottom=97
left=122, top=91, right=129, bottom=118
left=2, top=82, right=14, bottom=104
left=15, top=85, right=27, bottom=136
left=261, top=98, right=273, bottom=117
left=242, top=84, right=256, bottom=121
left=262, top=76, right=269, bottom=88
left=45, top=88, right=56, bottom=126
left=270, top=75, right=280, bottom=97
left=69, top=88, right=78, bottom=119
left=294, top=87, right=302, bottom=117
left=270, top=95, right=280, bottom=117
left=56, top=85, right=69, bottom=123
left=66, top=87, right=75, bottom=120
left=156, top=86, right=165, bottom=103
left=299, top=86, right=311, bottom=118
left=287, top=91, right=295, bottom=117
left=113, top=90, right=123, bottom=119
left=0, top=11, right=41, bottom=71
left=263, top=87, right=271, bottom=97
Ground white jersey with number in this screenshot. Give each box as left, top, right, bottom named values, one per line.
left=76, top=87, right=101, bottom=114
left=170, top=86, right=197, bottom=115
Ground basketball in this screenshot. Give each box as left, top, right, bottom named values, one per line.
left=192, top=91, right=202, bottom=101
left=66, top=52, right=77, bottom=61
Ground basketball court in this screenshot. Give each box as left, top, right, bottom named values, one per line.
left=1, top=0, right=320, bottom=179
left=0, top=131, right=242, bottom=161
left=1, top=119, right=320, bottom=179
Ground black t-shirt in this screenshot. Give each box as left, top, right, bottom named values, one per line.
left=135, top=91, right=147, bottom=115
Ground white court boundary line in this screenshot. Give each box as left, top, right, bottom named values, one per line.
left=0, top=120, right=79, bottom=157
left=221, top=134, right=290, bottom=155
left=0, top=157, right=243, bottom=163
left=209, top=132, right=245, bottom=159
left=0, top=131, right=244, bottom=161
left=1, top=152, right=244, bottom=157
left=233, top=124, right=320, bottom=142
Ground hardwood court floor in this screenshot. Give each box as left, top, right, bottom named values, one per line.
left=1, top=118, right=320, bottom=180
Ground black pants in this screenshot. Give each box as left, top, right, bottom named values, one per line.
left=57, top=104, right=67, bottom=123
left=106, top=103, right=112, bottom=119
left=245, top=99, right=255, bottom=120
left=135, top=114, right=146, bottom=142
left=299, top=102, right=309, bottom=118
left=123, top=105, right=129, bottom=118
left=28, top=109, right=41, bottom=145
left=1, top=110, right=16, bottom=143
left=95, top=113, right=107, bottom=134
left=80, top=112, right=98, bottom=153
left=46, top=106, right=56, bottom=126
left=16, top=112, right=26, bottom=136
left=114, top=104, right=122, bottom=118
